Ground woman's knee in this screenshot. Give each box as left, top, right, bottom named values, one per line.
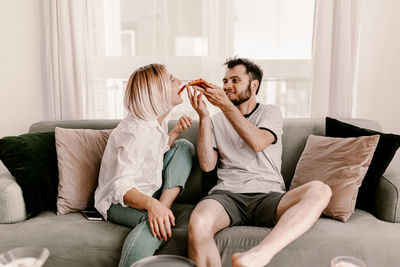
left=164, top=139, right=194, bottom=170
left=173, top=139, right=195, bottom=156
left=163, top=139, right=194, bottom=186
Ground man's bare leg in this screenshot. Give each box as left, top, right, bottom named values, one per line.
left=188, top=199, right=231, bottom=267
left=232, top=181, right=332, bottom=267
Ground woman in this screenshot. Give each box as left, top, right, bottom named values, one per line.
left=94, top=64, right=194, bottom=267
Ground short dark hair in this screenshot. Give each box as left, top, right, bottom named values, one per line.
left=224, top=57, right=264, bottom=94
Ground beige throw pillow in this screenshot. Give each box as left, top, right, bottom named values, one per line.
left=290, top=134, right=379, bottom=222
left=55, top=127, right=112, bottom=215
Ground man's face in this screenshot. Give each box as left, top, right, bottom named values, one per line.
left=222, top=65, right=254, bottom=106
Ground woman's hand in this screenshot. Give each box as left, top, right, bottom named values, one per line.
left=173, top=115, right=193, bottom=134
left=147, top=198, right=175, bottom=241
left=187, top=86, right=210, bottom=118
left=168, top=115, right=192, bottom=146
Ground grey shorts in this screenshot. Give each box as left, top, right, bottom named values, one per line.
left=201, top=190, right=285, bottom=227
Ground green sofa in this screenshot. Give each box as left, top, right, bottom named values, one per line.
left=1, top=118, right=399, bottom=267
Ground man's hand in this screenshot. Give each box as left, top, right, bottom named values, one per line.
left=172, top=115, right=193, bottom=134
left=195, top=83, right=233, bottom=110
left=187, top=86, right=210, bottom=118
left=147, top=198, right=175, bottom=241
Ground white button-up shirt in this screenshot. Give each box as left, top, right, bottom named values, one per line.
left=94, top=113, right=170, bottom=219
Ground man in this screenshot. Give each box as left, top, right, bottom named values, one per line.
left=186, top=57, right=332, bottom=267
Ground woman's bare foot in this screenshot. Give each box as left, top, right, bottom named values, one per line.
left=232, top=249, right=272, bottom=267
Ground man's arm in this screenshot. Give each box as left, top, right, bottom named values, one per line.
left=186, top=87, right=218, bottom=172
left=201, top=85, right=275, bottom=152
left=220, top=104, right=275, bottom=152
left=197, top=116, right=218, bottom=172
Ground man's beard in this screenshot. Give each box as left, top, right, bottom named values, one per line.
left=231, top=82, right=252, bottom=106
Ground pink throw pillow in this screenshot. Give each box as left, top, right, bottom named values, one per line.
left=290, top=134, right=379, bottom=222
left=55, top=127, right=112, bottom=215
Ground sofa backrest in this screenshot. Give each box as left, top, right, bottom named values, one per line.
left=29, top=119, right=203, bottom=204
left=29, top=118, right=381, bottom=203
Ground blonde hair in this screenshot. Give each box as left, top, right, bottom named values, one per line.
left=124, top=64, right=172, bottom=120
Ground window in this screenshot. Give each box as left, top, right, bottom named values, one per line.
left=88, top=0, right=315, bottom=119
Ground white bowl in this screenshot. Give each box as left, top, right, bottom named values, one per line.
left=0, top=247, right=49, bottom=267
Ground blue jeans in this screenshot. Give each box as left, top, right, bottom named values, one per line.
left=107, top=139, right=194, bottom=267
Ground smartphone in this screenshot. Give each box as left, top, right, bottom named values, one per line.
left=81, top=210, right=103, bottom=221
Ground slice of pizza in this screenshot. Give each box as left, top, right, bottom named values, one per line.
left=178, top=79, right=213, bottom=95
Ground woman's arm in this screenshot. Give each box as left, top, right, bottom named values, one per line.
left=123, top=188, right=175, bottom=241
left=112, top=130, right=176, bottom=241
left=123, top=187, right=156, bottom=210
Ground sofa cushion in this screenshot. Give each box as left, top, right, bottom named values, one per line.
left=326, top=117, right=400, bottom=211
left=290, top=135, right=379, bottom=222
left=0, top=211, right=129, bottom=267
left=0, top=132, right=58, bottom=216
left=0, top=203, right=194, bottom=267
left=213, top=210, right=400, bottom=267
left=55, top=127, right=112, bottom=215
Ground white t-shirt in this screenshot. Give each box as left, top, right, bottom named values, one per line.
left=94, top=113, right=170, bottom=219
left=209, top=103, right=286, bottom=194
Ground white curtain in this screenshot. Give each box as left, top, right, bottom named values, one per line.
left=41, top=0, right=94, bottom=120
left=41, top=0, right=314, bottom=120
left=199, top=0, right=232, bottom=82
left=310, top=0, right=361, bottom=118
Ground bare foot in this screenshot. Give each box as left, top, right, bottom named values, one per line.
left=232, top=250, right=272, bottom=267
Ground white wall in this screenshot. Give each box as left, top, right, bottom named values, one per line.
left=355, top=0, right=400, bottom=134
left=0, top=0, right=44, bottom=138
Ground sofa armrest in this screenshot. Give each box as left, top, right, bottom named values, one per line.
left=0, top=172, right=28, bottom=224
left=373, top=165, right=400, bottom=223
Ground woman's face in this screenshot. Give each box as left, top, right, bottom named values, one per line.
left=168, top=73, right=183, bottom=106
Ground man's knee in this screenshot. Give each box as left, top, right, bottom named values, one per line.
left=188, top=211, right=215, bottom=240
left=304, top=180, right=332, bottom=206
